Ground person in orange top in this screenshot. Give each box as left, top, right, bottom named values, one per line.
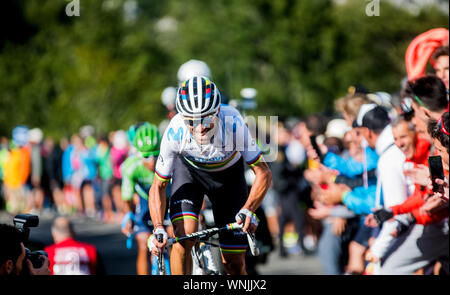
left=3, top=145, right=30, bottom=189
left=3, top=143, right=31, bottom=214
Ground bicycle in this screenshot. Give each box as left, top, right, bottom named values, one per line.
left=150, top=216, right=260, bottom=275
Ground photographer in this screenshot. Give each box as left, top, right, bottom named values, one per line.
left=0, top=223, right=50, bottom=275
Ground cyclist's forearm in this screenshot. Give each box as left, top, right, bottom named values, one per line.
left=149, top=179, right=168, bottom=228
left=245, top=162, right=272, bottom=212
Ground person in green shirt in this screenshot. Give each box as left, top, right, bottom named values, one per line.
left=120, top=122, right=170, bottom=275
left=96, top=136, right=115, bottom=222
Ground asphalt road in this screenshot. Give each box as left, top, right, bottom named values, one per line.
left=0, top=210, right=323, bottom=275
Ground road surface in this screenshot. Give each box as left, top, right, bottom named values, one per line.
left=0, top=210, right=323, bottom=275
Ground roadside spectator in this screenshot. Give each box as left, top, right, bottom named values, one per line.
left=3, top=126, right=31, bottom=214
left=109, top=130, right=129, bottom=218
left=96, top=135, right=115, bottom=223
left=270, top=121, right=307, bottom=257
left=44, top=137, right=67, bottom=214
left=407, top=75, right=448, bottom=134
left=44, top=217, right=105, bottom=275
left=27, top=128, right=44, bottom=214
left=79, top=135, right=99, bottom=218
left=367, top=113, right=449, bottom=275
left=405, top=28, right=449, bottom=82
left=432, top=46, right=449, bottom=89
left=62, top=134, right=84, bottom=214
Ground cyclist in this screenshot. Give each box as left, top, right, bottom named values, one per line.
left=148, top=76, right=272, bottom=275
left=120, top=122, right=171, bottom=275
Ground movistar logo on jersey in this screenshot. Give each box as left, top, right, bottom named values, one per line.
left=167, top=127, right=184, bottom=141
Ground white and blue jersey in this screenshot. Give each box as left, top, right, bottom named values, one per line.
left=155, top=105, right=263, bottom=182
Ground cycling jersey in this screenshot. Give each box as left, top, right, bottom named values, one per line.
left=121, top=155, right=154, bottom=201
left=120, top=154, right=156, bottom=234
left=155, top=104, right=262, bottom=182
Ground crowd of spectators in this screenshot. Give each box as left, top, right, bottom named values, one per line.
left=263, top=28, right=448, bottom=275
left=0, top=125, right=131, bottom=224
left=0, top=28, right=448, bottom=276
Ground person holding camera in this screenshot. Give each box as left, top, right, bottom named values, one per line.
left=0, top=223, right=50, bottom=275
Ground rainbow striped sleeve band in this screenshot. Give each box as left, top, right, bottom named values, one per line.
left=155, top=170, right=171, bottom=182
left=219, top=244, right=248, bottom=254
left=246, top=152, right=263, bottom=167
left=170, top=211, right=199, bottom=223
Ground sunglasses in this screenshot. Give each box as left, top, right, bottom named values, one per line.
left=183, top=114, right=217, bottom=128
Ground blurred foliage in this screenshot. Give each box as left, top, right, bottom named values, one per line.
left=0, top=0, right=448, bottom=139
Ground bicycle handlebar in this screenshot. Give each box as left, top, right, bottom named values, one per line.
left=165, top=222, right=242, bottom=247
left=163, top=220, right=260, bottom=256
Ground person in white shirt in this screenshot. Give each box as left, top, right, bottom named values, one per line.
left=354, top=104, right=409, bottom=270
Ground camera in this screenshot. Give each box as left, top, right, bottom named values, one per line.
left=13, top=214, right=48, bottom=269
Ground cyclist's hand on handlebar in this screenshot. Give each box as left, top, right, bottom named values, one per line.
left=235, top=209, right=259, bottom=234
left=148, top=228, right=168, bottom=256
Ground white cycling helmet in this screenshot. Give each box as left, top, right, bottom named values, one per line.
left=177, top=59, right=211, bottom=83
left=176, top=76, right=221, bottom=117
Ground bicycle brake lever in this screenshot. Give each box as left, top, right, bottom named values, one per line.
left=246, top=232, right=260, bottom=256
left=237, top=214, right=259, bottom=256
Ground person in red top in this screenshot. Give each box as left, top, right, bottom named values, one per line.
left=366, top=114, right=449, bottom=228
left=44, top=217, right=105, bottom=275
left=388, top=116, right=435, bottom=224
